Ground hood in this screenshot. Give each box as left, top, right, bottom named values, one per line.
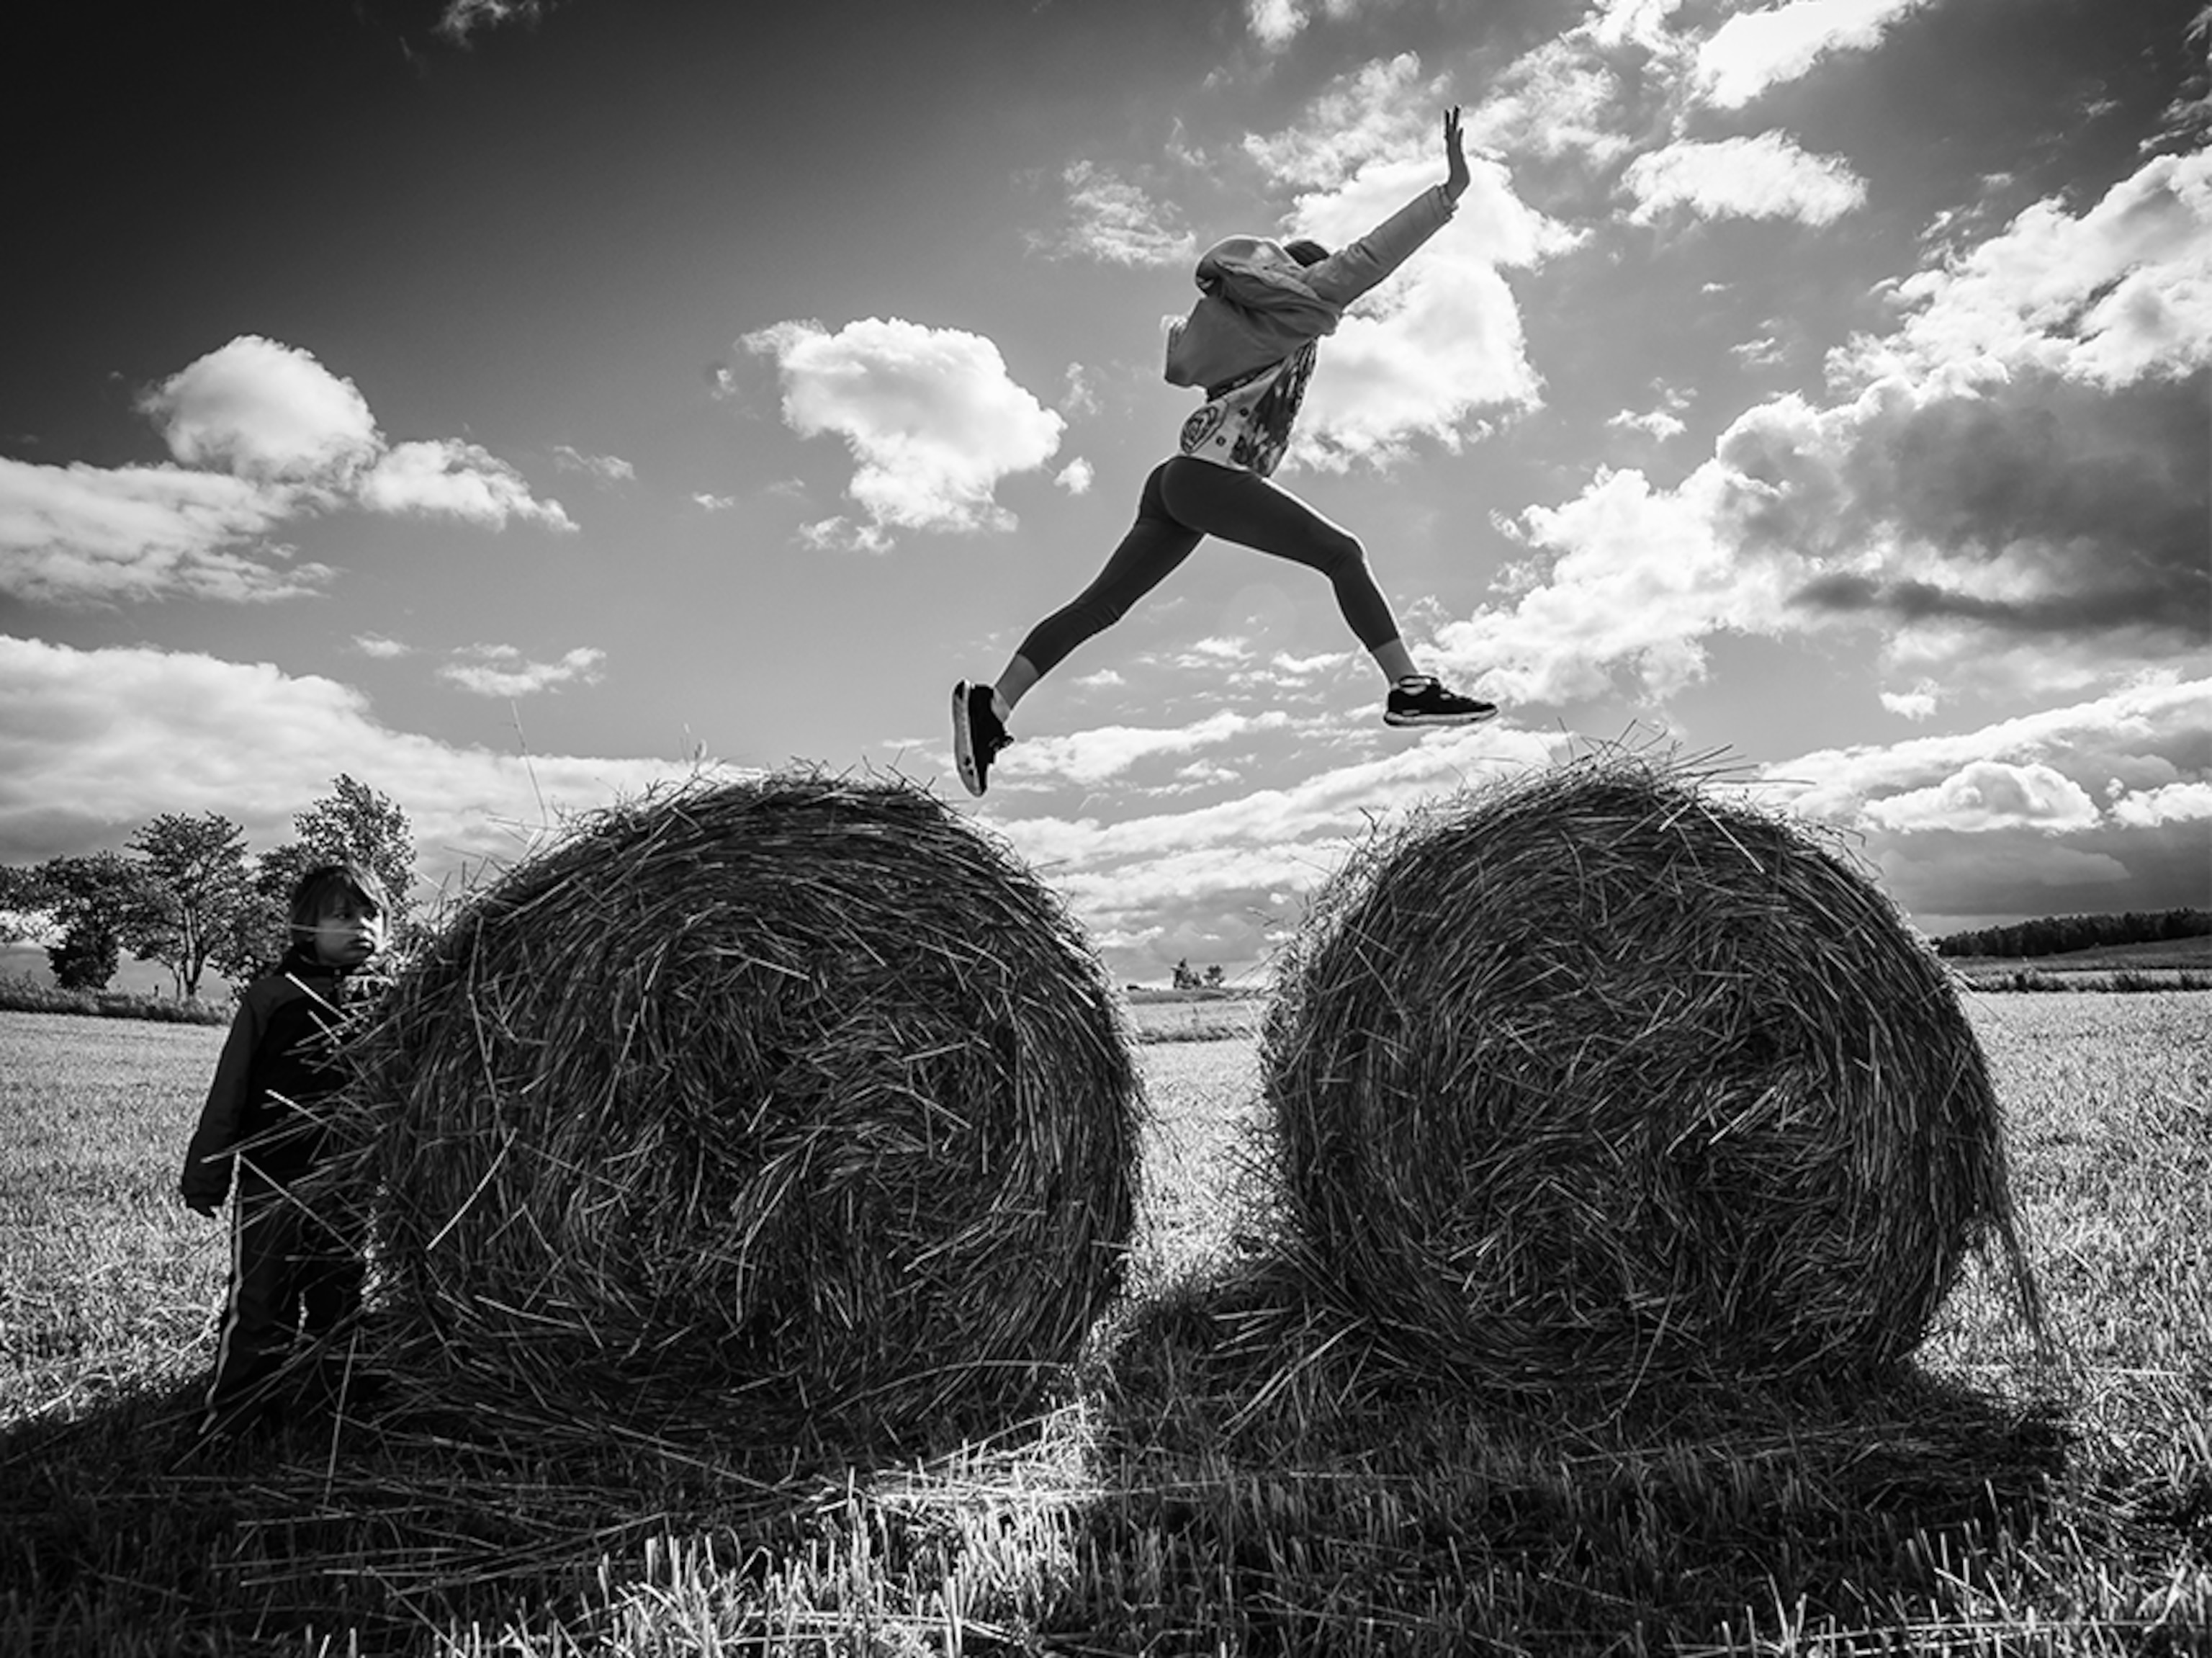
left=1191, top=236, right=1341, bottom=343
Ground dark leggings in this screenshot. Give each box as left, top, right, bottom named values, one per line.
left=1014, top=457, right=1401, bottom=678
left=202, top=1167, right=363, bottom=1435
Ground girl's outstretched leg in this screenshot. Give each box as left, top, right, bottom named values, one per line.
left=994, top=655, right=1040, bottom=714
left=1154, top=457, right=1496, bottom=727
left=1003, top=465, right=1202, bottom=700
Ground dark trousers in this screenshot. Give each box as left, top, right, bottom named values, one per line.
left=1015, top=455, right=1401, bottom=678
left=201, top=1165, right=363, bottom=1436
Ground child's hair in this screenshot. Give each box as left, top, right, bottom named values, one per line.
left=1284, top=238, right=1331, bottom=266
left=288, top=861, right=389, bottom=938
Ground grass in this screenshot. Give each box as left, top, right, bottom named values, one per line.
left=1125, top=991, right=1267, bottom=1045
left=0, top=1014, right=225, bottom=1425
left=1960, top=969, right=2212, bottom=994
left=0, top=971, right=230, bottom=1024
left=3, top=995, right=2208, bottom=1654
left=1946, top=937, right=2212, bottom=994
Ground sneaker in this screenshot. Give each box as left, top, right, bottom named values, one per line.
left=951, top=680, right=1012, bottom=796
left=1384, top=674, right=1496, bottom=727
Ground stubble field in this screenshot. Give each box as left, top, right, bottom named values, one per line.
left=2, top=992, right=2208, bottom=1655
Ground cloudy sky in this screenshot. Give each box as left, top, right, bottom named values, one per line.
left=4, top=0, right=2206, bottom=987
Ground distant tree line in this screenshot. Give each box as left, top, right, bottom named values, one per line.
left=1932, top=908, right=2210, bottom=959
left=0, top=774, right=416, bottom=1000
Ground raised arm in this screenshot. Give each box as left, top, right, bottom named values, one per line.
left=1301, top=107, right=1466, bottom=308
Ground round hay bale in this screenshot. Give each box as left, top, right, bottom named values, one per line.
left=349, top=772, right=1141, bottom=1443
left=1262, top=753, right=2038, bottom=1391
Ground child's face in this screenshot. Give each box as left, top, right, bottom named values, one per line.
left=308, top=892, right=386, bottom=968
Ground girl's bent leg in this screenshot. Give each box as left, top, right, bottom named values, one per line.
left=1153, top=458, right=1401, bottom=654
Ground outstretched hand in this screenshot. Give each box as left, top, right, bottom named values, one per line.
left=1443, top=105, right=1470, bottom=202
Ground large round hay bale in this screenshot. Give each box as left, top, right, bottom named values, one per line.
left=349, top=773, right=1141, bottom=1444
left=1263, top=754, right=2038, bottom=1391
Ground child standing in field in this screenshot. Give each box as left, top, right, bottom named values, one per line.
left=953, top=105, right=1496, bottom=796
left=180, top=861, right=389, bottom=1441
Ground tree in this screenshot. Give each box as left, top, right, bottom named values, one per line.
left=214, top=775, right=418, bottom=982
left=1172, top=958, right=1197, bottom=990
left=1202, top=964, right=1225, bottom=989
left=215, top=842, right=316, bottom=985
left=292, top=774, right=416, bottom=918
left=1932, top=908, right=2212, bottom=959
left=127, top=813, right=253, bottom=999
left=0, top=864, right=48, bottom=944
left=17, top=853, right=165, bottom=991
left=48, top=929, right=120, bottom=992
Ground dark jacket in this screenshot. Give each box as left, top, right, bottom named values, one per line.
left=180, top=948, right=370, bottom=1209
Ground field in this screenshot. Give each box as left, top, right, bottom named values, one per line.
left=1942, top=936, right=2212, bottom=993
left=3, top=992, right=2208, bottom=1655
left=1124, top=989, right=1268, bottom=1044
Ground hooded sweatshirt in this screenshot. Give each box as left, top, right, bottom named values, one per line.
left=1162, top=182, right=1456, bottom=477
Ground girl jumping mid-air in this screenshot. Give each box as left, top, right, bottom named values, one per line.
left=954, top=105, right=1496, bottom=797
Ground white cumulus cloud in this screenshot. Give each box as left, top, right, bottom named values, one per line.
left=552, top=444, right=636, bottom=484
left=2108, top=779, right=2212, bottom=828
left=1435, top=158, right=2212, bottom=707
left=1861, top=759, right=2103, bottom=833
left=1244, top=0, right=1372, bottom=48
left=743, top=317, right=1064, bottom=551
left=1624, top=133, right=1867, bottom=226
left=437, top=0, right=561, bottom=44
left=1608, top=400, right=1688, bottom=441
left=1879, top=681, right=1941, bottom=720
left=1434, top=460, right=1806, bottom=704
left=993, top=723, right=1560, bottom=950
left=1061, top=364, right=1101, bottom=416
left=1000, top=711, right=1291, bottom=788
left=138, top=334, right=379, bottom=483
left=1590, top=0, right=1689, bottom=52
left=1242, top=55, right=1566, bottom=468
left=1756, top=678, right=2211, bottom=827
left=1244, top=54, right=1436, bottom=188
left=0, top=457, right=324, bottom=604
left=438, top=643, right=607, bottom=699
left=1036, top=163, right=1195, bottom=266
left=357, top=439, right=573, bottom=529
left=1694, top=0, right=1936, bottom=110
left=0, top=634, right=705, bottom=882
left=1835, top=150, right=2212, bottom=393
left=1463, top=34, right=1641, bottom=171
left=1741, top=680, right=2211, bottom=928
left=1, top=336, right=572, bottom=604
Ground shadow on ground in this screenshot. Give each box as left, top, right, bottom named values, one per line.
left=0, top=1330, right=1041, bottom=1657
left=14, top=1263, right=2193, bottom=1657
left=1050, top=1250, right=2081, bottom=1655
